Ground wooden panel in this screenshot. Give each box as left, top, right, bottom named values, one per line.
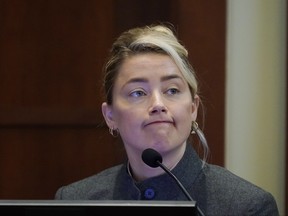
left=0, top=127, right=125, bottom=199
left=0, top=0, right=114, bottom=115
left=174, top=0, right=226, bottom=165
left=0, top=107, right=101, bottom=126
left=0, top=0, right=122, bottom=199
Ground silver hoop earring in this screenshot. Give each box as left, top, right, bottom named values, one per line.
left=191, top=121, right=198, bottom=134
left=191, top=121, right=207, bottom=147
left=191, top=121, right=210, bottom=165
left=109, top=127, right=119, bottom=137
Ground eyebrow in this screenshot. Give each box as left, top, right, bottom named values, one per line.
left=126, top=74, right=183, bottom=84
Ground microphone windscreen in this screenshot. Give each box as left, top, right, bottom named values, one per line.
left=141, top=148, right=163, bottom=168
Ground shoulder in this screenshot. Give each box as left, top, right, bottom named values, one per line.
left=204, top=164, right=266, bottom=194
left=55, top=164, right=124, bottom=200
left=201, top=164, right=279, bottom=215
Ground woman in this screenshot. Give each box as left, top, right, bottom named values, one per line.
left=55, top=23, right=279, bottom=215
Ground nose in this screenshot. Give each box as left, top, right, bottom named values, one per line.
left=149, top=92, right=167, bottom=114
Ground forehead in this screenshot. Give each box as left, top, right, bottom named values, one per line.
left=110, top=54, right=190, bottom=97
left=117, top=53, right=182, bottom=79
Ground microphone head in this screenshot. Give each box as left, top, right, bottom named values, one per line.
left=141, top=148, right=163, bottom=168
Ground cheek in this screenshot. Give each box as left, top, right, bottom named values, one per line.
left=114, top=109, right=141, bottom=129
left=174, top=103, right=195, bottom=129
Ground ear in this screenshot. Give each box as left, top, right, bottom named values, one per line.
left=191, top=94, right=200, bottom=120
left=101, top=102, right=115, bottom=128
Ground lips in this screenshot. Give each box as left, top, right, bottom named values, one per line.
left=145, top=120, right=173, bottom=126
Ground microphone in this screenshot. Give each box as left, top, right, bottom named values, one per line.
left=141, top=148, right=205, bottom=216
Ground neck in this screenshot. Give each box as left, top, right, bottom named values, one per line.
left=127, top=144, right=186, bottom=182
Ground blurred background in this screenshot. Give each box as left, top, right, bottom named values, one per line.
left=0, top=0, right=286, bottom=215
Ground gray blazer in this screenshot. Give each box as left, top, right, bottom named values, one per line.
left=55, top=144, right=279, bottom=216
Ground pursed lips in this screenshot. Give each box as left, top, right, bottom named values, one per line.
left=145, top=120, right=174, bottom=127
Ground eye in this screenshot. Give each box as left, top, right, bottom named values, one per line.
left=166, top=88, right=180, bottom=95
left=129, top=90, right=146, bottom=98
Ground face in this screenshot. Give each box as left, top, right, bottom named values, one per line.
left=102, top=53, right=199, bottom=157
